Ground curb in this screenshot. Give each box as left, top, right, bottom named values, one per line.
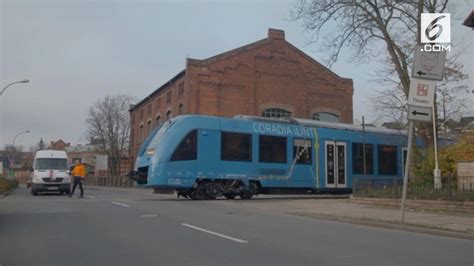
left=293, top=212, right=474, bottom=241
left=350, top=196, right=474, bottom=214
left=0, top=186, right=18, bottom=199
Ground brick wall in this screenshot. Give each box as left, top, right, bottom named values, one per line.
left=129, top=28, right=354, bottom=169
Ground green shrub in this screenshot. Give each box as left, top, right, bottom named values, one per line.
left=412, top=136, right=474, bottom=180
left=0, top=178, right=19, bottom=194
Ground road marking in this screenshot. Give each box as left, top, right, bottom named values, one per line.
left=111, top=201, right=130, bottom=208
left=85, top=195, right=95, bottom=199
left=181, top=223, right=248, bottom=244
left=140, top=214, right=158, bottom=218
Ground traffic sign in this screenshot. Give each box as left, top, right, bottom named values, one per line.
left=412, top=46, right=446, bottom=80
left=407, top=105, right=432, bottom=122
left=408, top=78, right=436, bottom=108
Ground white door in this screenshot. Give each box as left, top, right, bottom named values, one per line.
left=325, top=141, right=347, bottom=188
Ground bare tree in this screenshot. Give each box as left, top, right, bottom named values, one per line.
left=4, top=144, right=23, bottom=167
left=85, top=94, right=134, bottom=176
left=292, top=0, right=467, bottom=142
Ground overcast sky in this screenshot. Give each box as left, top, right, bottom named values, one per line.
left=1, top=0, right=473, bottom=150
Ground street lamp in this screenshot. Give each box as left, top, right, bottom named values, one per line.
left=1, top=79, right=29, bottom=96
left=12, top=130, right=30, bottom=148
left=9, top=130, right=30, bottom=178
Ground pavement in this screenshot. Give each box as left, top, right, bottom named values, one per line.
left=228, top=195, right=474, bottom=237
left=0, top=186, right=473, bottom=266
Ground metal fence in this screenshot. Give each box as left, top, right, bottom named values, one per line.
left=84, top=176, right=134, bottom=188
left=353, top=176, right=474, bottom=201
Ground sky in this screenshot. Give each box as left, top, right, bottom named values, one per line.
left=1, top=0, right=473, bottom=149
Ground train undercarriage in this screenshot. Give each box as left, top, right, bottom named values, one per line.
left=176, top=179, right=260, bottom=200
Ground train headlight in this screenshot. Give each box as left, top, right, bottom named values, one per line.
left=146, top=149, right=155, bottom=156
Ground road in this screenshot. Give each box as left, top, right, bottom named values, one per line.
left=1, top=186, right=473, bottom=266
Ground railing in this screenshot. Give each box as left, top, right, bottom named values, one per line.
left=84, top=176, right=134, bottom=188
left=353, top=176, right=474, bottom=201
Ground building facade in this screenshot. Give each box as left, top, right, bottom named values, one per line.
left=129, top=28, right=354, bottom=165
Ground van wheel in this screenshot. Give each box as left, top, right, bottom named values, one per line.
left=31, top=188, right=38, bottom=196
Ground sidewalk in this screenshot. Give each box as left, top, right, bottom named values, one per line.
left=232, top=197, right=474, bottom=239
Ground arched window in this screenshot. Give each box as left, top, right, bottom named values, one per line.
left=312, top=112, right=340, bottom=123
left=156, top=116, right=161, bottom=127
left=166, top=110, right=172, bottom=121
left=139, top=124, right=144, bottom=142
left=178, top=104, right=183, bottom=115
left=261, top=108, right=292, bottom=119
left=147, top=120, right=152, bottom=135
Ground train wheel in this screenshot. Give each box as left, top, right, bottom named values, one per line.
left=239, top=190, right=253, bottom=200
left=223, top=193, right=236, bottom=200
left=204, top=183, right=222, bottom=200
left=190, top=186, right=207, bottom=200
left=191, top=191, right=207, bottom=200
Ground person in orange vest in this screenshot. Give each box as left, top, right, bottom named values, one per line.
left=69, top=159, right=86, bottom=198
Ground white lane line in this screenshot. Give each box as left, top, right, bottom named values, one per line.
left=85, top=195, right=95, bottom=199
left=181, top=223, right=248, bottom=244
left=111, top=201, right=130, bottom=208
left=140, top=214, right=158, bottom=218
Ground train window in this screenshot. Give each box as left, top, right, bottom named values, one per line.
left=293, top=139, right=312, bottom=164
left=170, top=130, right=197, bottom=161
left=378, top=145, right=397, bottom=175
left=259, top=135, right=287, bottom=163
left=352, top=143, right=374, bottom=175
left=221, top=132, right=252, bottom=162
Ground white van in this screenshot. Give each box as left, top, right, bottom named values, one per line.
left=31, top=150, right=71, bottom=195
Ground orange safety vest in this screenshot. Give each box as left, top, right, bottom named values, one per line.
left=72, top=164, right=86, bottom=177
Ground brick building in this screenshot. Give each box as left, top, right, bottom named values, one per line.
left=129, top=28, right=354, bottom=165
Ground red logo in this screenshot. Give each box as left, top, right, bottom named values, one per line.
left=416, top=84, right=429, bottom=96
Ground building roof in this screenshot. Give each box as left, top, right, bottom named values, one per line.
left=188, top=28, right=352, bottom=83
left=131, top=28, right=352, bottom=112
left=130, top=70, right=185, bottom=112
left=187, top=38, right=269, bottom=66
left=49, top=139, right=70, bottom=150
left=463, top=10, right=474, bottom=28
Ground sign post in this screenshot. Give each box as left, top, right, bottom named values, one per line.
left=401, top=12, right=450, bottom=223
left=400, top=121, right=415, bottom=223
left=412, top=45, right=446, bottom=80
left=401, top=77, right=437, bottom=223
left=401, top=50, right=446, bottom=223
left=432, top=101, right=442, bottom=189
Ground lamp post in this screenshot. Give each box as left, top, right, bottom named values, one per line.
left=9, top=130, right=30, bottom=178
left=1, top=79, right=29, bottom=96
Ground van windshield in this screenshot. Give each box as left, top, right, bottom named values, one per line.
left=35, top=158, right=68, bottom=170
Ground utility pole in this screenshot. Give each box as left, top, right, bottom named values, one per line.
left=362, top=116, right=367, bottom=175
left=401, top=1, right=448, bottom=222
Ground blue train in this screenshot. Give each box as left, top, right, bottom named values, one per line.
left=129, top=115, right=408, bottom=199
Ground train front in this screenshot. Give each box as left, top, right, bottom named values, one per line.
left=128, top=116, right=196, bottom=193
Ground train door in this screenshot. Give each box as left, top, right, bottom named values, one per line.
left=325, top=141, right=347, bottom=188
left=197, top=129, right=221, bottom=179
